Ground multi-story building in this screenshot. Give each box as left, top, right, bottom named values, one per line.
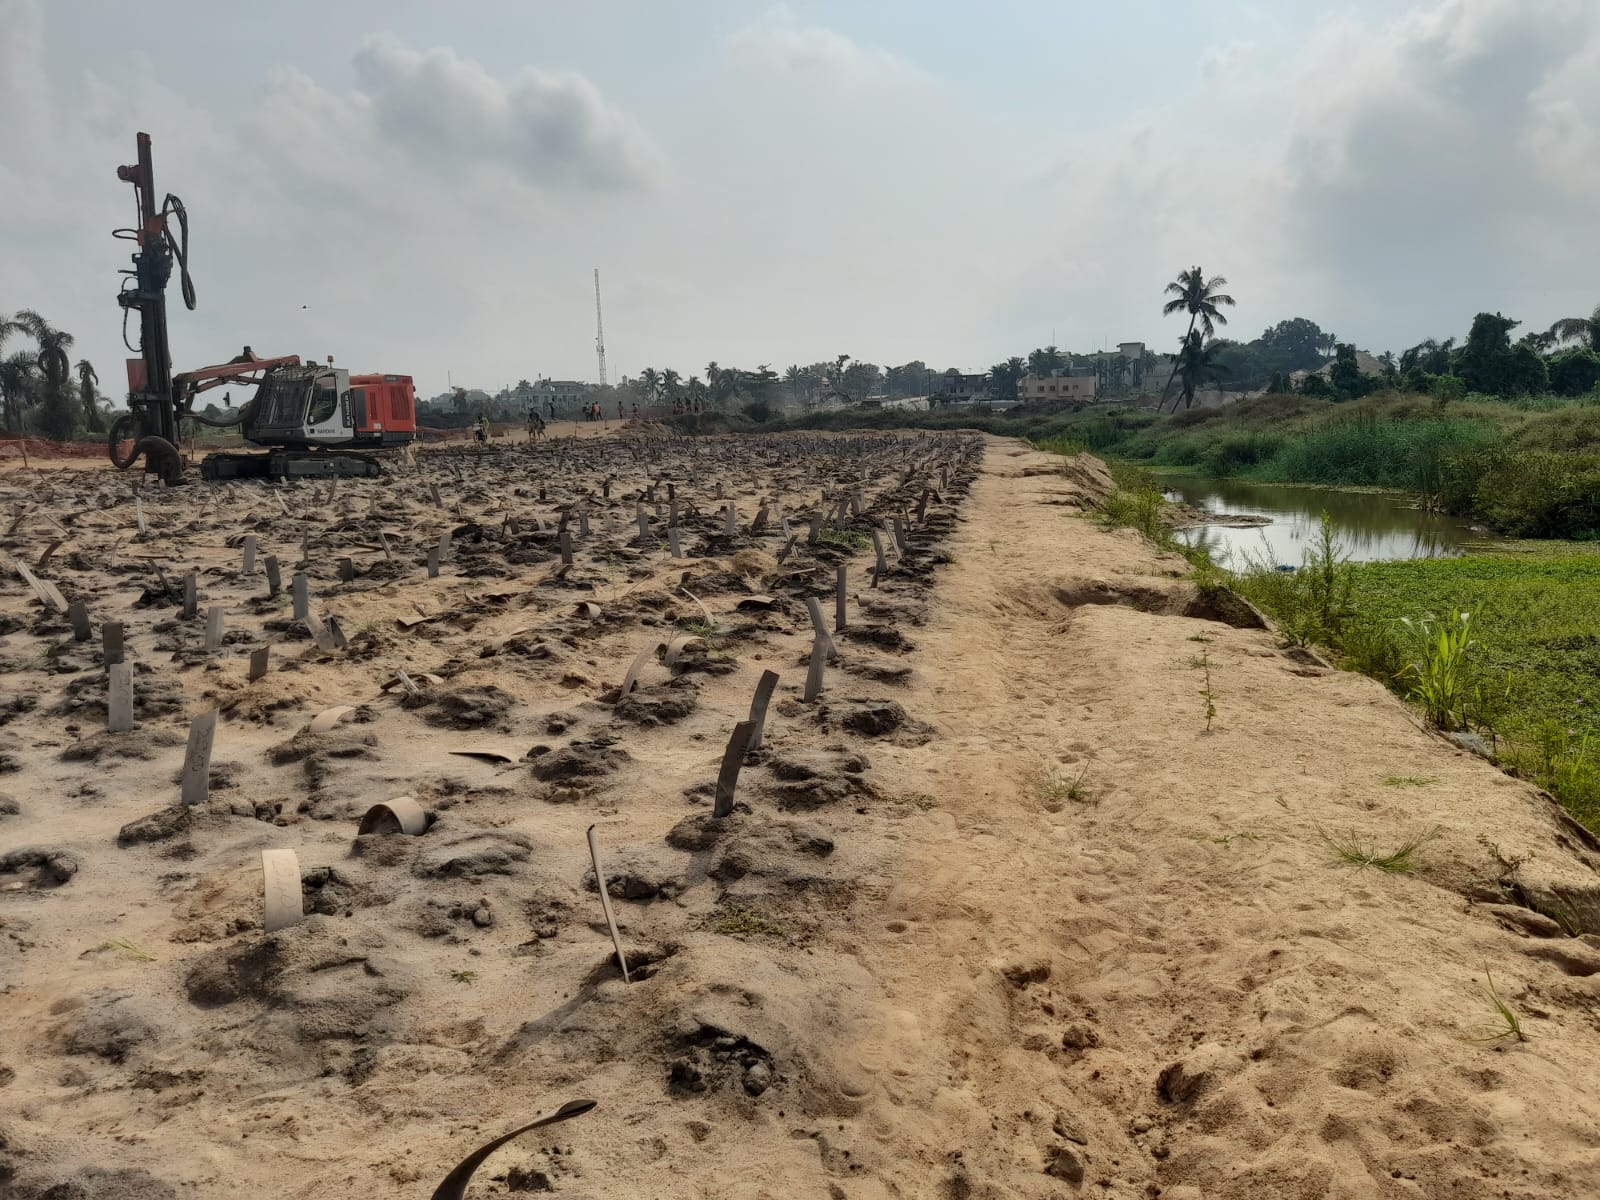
left=1019, top=372, right=1097, bottom=402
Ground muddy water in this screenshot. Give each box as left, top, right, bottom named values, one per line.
left=1164, top=475, right=1511, bottom=566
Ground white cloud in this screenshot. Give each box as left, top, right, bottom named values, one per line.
left=349, top=35, right=660, bottom=191
left=724, top=6, right=929, bottom=90
left=1277, top=0, right=1600, bottom=331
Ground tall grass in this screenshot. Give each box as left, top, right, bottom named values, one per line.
left=1097, top=462, right=1181, bottom=552
left=1232, top=513, right=1352, bottom=646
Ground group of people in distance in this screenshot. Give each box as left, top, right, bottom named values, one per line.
left=472, top=394, right=709, bottom=446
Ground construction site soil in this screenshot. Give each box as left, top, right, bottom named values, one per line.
left=3, top=429, right=1600, bottom=1200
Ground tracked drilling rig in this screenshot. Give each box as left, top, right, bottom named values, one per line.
left=110, top=131, right=417, bottom=483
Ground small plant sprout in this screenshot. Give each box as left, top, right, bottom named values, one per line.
left=448, top=969, right=479, bottom=985
left=883, top=791, right=938, bottom=811
left=1195, top=831, right=1264, bottom=847
left=1320, top=825, right=1441, bottom=873
left=102, top=939, right=155, bottom=961
left=1198, top=648, right=1217, bottom=731
left=709, top=906, right=790, bottom=937
left=1477, top=968, right=1528, bottom=1044
left=1383, top=776, right=1439, bottom=787
left=1186, top=633, right=1214, bottom=644
left=1037, top=763, right=1093, bottom=809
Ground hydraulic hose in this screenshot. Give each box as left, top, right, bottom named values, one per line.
left=161, top=194, right=196, bottom=311
left=186, top=407, right=246, bottom=428
left=108, top=413, right=140, bottom=469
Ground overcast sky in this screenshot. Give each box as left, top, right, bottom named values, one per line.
left=3, top=0, right=1598, bottom=399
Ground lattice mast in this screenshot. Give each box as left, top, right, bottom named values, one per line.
left=593, top=268, right=608, bottom=388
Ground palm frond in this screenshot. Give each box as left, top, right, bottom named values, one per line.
left=1550, top=316, right=1593, bottom=343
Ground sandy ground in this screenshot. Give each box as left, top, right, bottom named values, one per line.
left=4, top=432, right=1600, bottom=1199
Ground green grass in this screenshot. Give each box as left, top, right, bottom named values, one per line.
left=1342, top=553, right=1600, bottom=827
left=816, top=525, right=870, bottom=550
left=448, top=969, right=478, bottom=985
left=1037, top=766, right=1093, bottom=807
left=1095, top=461, right=1182, bottom=553
left=883, top=790, right=939, bottom=810
left=102, top=939, right=155, bottom=961
left=1383, top=776, right=1439, bottom=787
left=1195, top=831, right=1264, bottom=847
left=1320, top=825, right=1440, bottom=873
left=1477, top=968, right=1529, bottom=1044
left=708, top=906, right=791, bottom=937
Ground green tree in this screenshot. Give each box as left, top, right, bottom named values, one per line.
left=1400, top=337, right=1456, bottom=377
left=1026, top=345, right=1064, bottom=376
left=0, top=351, right=38, bottom=432
left=661, top=368, right=682, bottom=403
left=16, top=310, right=77, bottom=439
left=842, top=359, right=881, bottom=403
left=1457, top=312, right=1546, bottom=396
left=1255, top=317, right=1327, bottom=375
left=1549, top=347, right=1600, bottom=396
left=987, top=357, right=1025, bottom=402
left=639, top=367, right=661, bottom=404
left=1550, top=303, right=1600, bottom=353
left=1162, top=267, right=1236, bottom=339
left=1329, top=343, right=1371, bottom=401
left=746, top=364, right=778, bottom=405
left=1173, top=331, right=1226, bottom=409
left=76, top=359, right=103, bottom=432
left=825, top=354, right=856, bottom=403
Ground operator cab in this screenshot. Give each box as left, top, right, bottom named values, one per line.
left=247, top=365, right=356, bottom=448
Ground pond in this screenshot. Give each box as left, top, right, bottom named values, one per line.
left=1163, top=475, right=1511, bottom=567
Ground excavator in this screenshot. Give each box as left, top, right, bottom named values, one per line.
left=109, top=132, right=417, bottom=483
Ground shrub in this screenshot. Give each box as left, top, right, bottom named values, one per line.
left=1399, top=611, right=1476, bottom=730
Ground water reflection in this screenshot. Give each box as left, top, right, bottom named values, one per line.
left=1164, top=476, right=1508, bottom=566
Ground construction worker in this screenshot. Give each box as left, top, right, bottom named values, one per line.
left=476, top=414, right=490, bottom=444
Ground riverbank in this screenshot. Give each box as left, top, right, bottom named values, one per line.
left=1341, top=551, right=1600, bottom=826
left=779, top=390, right=1600, bottom=541
left=1078, top=457, right=1600, bottom=832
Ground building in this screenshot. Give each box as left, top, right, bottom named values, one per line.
left=934, top=370, right=991, bottom=402
left=521, top=379, right=592, bottom=415
left=1289, top=349, right=1387, bottom=387
left=1020, top=372, right=1097, bottom=402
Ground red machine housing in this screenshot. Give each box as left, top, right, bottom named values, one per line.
left=347, top=374, right=417, bottom=442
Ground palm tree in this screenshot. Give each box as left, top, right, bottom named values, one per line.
left=1102, top=355, right=1130, bottom=395
left=1550, top=304, right=1600, bottom=353
left=783, top=364, right=803, bottom=404
left=987, top=359, right=1025, bottom=402
left=15, top=310, right=76, bottom=439
left=0, top=312, right=22, bottom=359
left=76, top=359, right=103, bottom=432
left=687, top=375, right=707, bottom=408
left=661, top=367, right=682, bottom=403
left=1172, top=331, right=1226, bottom=410
left=1027, top=345, right=1065, bottom=377
left=16, top=310, right=72, bottom=384
left=639, top=367, right=661, bottom=404
left=0, top=351, right=38, bottom=432
left=1162, top=267, right=1236, bottom=339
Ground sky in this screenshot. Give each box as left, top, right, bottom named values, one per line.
left=3, top=0, right=1598, bottom=400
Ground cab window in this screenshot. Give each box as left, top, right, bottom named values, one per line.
left=306, top=377, right=339, bottom=425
